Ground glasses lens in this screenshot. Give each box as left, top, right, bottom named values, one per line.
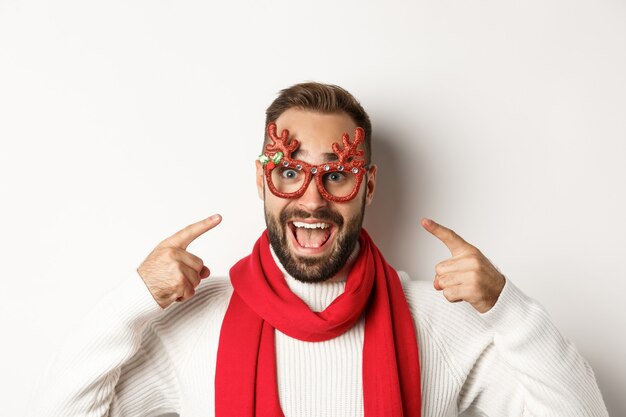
left=270, top=166, right=306, bottom=194
left=321, top=170, right=358, bottom=198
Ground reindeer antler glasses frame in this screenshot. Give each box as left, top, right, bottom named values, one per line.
left=258, top=122, right=370, bottom=203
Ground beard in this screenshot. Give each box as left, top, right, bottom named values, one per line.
left=265, top=195, right=366, bottom=284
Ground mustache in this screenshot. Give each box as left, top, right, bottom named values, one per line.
left=279, top=207, right=344, bottom=227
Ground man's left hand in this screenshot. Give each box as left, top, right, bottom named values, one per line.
left=421, top=218, right=505, bottom=313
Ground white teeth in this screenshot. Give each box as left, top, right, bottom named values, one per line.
left=292, top=221, right=330, bottom=229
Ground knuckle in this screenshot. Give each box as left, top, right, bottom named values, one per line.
left=191, top=252, right=203, bottom=263
left=181, top=286, right=196, bottom=301
left=171, top=263, right=184, bottom=276
left=468, top=256, right=481, bottom=269
left=190, top=272, right=201, bottom=286
left=192, top=257, right=204, bottom=271
left=435, top=263, right=446, bottom=275
left=438, top=275, right=447, bottom=286
left=182, top=252, right=203, bottom=271
left=176, top=274, right=188, bottom=286
left=161, top=247, right=177, bottom=260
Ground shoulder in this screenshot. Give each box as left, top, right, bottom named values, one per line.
left=191, top=276, right=234, bottom=307
left=396, top=270, right=493, bottom=377
left=150, top=276, right=233, bottom=331
left=397, top=270, right=490, bottom=337
left=397, top=270, right=480, bottom=327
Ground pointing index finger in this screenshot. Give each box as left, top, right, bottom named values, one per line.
left=164, top=214, right=222, bottom=249
left=421, top=217, right=472, bottom=256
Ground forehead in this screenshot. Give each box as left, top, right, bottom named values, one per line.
left=274, top=109, right=359, bottom=161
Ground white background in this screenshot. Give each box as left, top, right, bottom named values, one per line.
left=1, top=0, right=624, bottom=415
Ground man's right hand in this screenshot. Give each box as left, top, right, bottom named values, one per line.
left=136, top=214, right=222, bottom=309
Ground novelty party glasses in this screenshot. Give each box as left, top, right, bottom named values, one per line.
left=258, top=122, right=369, bottom=202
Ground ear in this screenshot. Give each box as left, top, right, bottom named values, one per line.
left=255, top=160, right=265, bottom=200
left=364, top=164, right=377, bottom=206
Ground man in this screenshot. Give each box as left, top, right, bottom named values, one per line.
left=30, top=82, right=608, bottom=416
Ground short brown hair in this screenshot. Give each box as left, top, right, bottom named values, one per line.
left=264, top=82, right=372, bottom=163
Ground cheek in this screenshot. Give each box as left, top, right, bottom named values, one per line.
left=334, top=200, right=362, bottom=222
left=264, top=193, right=291, bottom=220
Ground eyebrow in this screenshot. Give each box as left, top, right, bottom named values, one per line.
left=291, top=149, right=339, bottom=162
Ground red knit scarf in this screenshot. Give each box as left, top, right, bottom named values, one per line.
left=215, top=229, right=421, bottom=416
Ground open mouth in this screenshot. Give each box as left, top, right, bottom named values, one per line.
left=288, top=220, right=335, bottom=250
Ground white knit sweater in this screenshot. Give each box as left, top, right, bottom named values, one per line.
left=28, top=253, right=608, bottom=417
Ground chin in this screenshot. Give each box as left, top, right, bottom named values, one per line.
left=266, top=213, right=362, bottom=284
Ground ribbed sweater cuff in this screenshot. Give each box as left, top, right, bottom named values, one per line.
left=105, top=271, right=165, bottom=326
left=478, top=277, right=536, bottom=331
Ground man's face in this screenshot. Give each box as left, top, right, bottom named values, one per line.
left=255, top=108, right=377, bottom=283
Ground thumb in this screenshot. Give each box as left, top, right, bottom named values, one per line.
left=199, top=265, right=210, bottom=279
left=433, top=275, right=442, bottom=291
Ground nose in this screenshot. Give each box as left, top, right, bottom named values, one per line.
left=297, top=177, right=328, bottom=211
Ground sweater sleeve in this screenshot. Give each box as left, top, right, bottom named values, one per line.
left=27, top=273, right=180, bottom=417
left=461, top=278, right=608, bottom=417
